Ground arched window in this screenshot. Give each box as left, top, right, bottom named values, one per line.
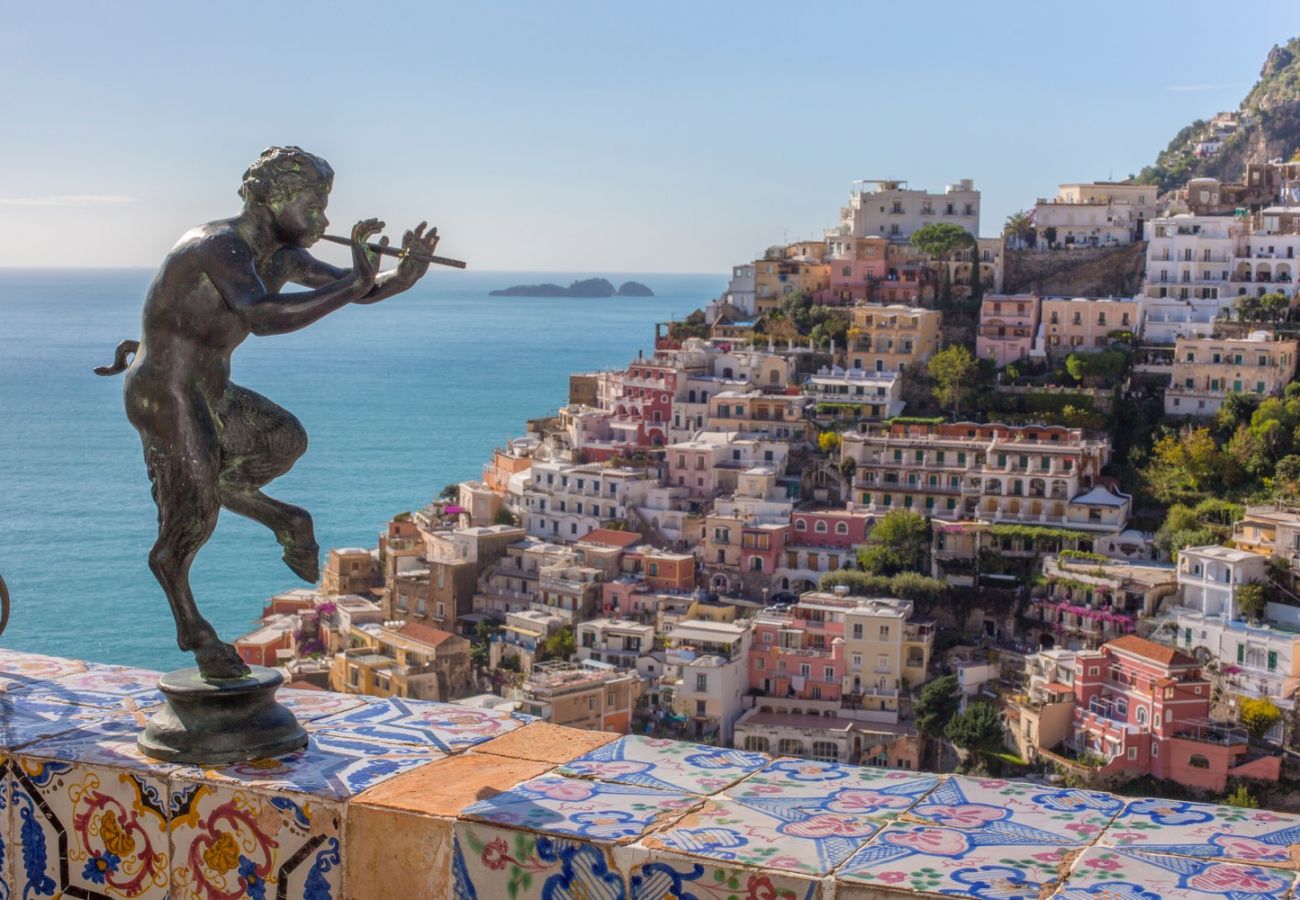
left=795, top=519, right=808, bottom=531
left=744, top=736, right=770, bottom=753
left=1188, top=754, right=1210, bottom=769
left=1136, top=707, right=1148, bottom=725
left=815, top=521, right=828, bottom=533
left=835, top=522, right=849, bottom=534
left=750, top=557, right=764, bottom=572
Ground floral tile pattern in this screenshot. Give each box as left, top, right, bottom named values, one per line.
left=1101, top=798, right=1300, bottom=867
left=0, top=695, right=114, bottom=749
left=176, top=730, right=445, bottom=801
left=39, top=663, right=163, bottom=698
left=626, top=853, right=822, bottom=900
left=1057, top=846, right=1298, bottom=900
left=311, top=696, right=527, bottom=752
left=904, top=776, right=1123, bottom=842
left=461, top=774, right=698, bottom=843
left=169, top=780, right=342, bottom=900
left=725, top=758, right=939, bottom=807
left=19, top=717, right=179, bottom=774
left=0, top=650, right=87, bottom=694
left=557, top=735, right=768, bottom=795
left=10, top=756, right=171, bottom=899
left=453, top=820, right=626, bottom=900
left=837, top=822, right=1078, bottom=899
left=276, top=686, right=373, bottom=723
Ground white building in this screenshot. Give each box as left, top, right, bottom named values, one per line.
left=576, top=617, right=656, bottom=677
left=521, top=460, right=657, bottom=542
left=662, top=619, right=752, bottom=744
left=722, top=264, right=756, bottom=317
left=1034, top=182, right=1157, bottom=247
left=827, top=179, right=980, bottom=243
left=803, top=366, right=904, bottom=419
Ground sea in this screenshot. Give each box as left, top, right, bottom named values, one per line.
left=0, top=268, right=724, bottom=671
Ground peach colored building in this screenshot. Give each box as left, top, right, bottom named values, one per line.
left=846, top=304, right=942, bottom=373
left=1036, top=296, right=1141, bottom=357
left=1165, top=332, right=1299, bottom=417
left=976, top=293, right=1040, bottom=367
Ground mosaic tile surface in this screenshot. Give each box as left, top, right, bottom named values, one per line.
left=177, top=730, right=445, bottom=801
left=276, top=685, right=373, bottom=722
left=453, top=820, right=626, bottom=900
left=725, top=757, right=939, bottom=807
left=1057, top=846, right=1299, bottom=900
left=19, top=717, right=179, bottom=773
left=0, top=695, right=115, bottom=749
left=558, top=735, right=768, bottom=795
left=169, top=780, right=342, bottom=900
left=41, top=663, right=162, bottom=698
left=462, top=774, right=697, bottom=843
left=838, top=822, right=1077, bottom=899
left=0, top=650, right=88, bottom=693
left=312, top=696, right=528, bottom=752
left=1102, top=797, right=1300, bottom=867
left=627, top=853, right=822, bottom=900
left=905, top=776, right=1123, bottom=842
left=10, top=756, right=171, bottom=899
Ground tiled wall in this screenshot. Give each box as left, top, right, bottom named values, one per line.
left=1, top=648, right=1297, bottom=899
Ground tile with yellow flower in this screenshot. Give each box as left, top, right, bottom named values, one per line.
left=452, top=820, right=627, bottom=900
left=8, top=756, right=170, bottom=899
left=168, top=778, right=342, bottom=900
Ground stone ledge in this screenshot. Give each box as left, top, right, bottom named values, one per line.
left=2, top=648, right=1299, bottom=899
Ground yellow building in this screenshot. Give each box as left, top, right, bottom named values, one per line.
left=846, top=304, right=942, bottom=373
left=330, top=620, right=472, bottom=701
left=754, top=256, right=831, bottom=315
left=519, top=660, right=637, bottom=733
left=321, top=547, right=380, bottom=598
left=1166, top=332, right=1299, bottom=417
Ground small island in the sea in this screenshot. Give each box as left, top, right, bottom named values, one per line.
left=490, top=278, right=654, bottom=298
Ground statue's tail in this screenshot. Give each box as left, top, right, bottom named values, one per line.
left=94, top=340, right=140, bottom=376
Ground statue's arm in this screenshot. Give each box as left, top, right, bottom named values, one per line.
left=207, top=238, right=373, bottom=336
left=273, top=247, right=415, bottom=304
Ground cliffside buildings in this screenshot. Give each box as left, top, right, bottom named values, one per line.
left=827, top=178, right=980, bottom=243
left=1165, top=332, right=1298, bottom=416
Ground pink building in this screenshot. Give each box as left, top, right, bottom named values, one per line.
left=791, top=510, right=870, bottom=549
left=976, top=293, right=1040, bottom=367
left=612, top=360, right=678, bottom=447
left=1058, top=635, right=1280, bottom=792
left=749, top=594, right=848, bottom=702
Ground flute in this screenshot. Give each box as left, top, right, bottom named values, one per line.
left=319, top=233, right=468, bottom=269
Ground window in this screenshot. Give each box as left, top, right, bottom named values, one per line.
left=879, top=625, right=890, bottom=639
left=814, top=521, right=828, bottom=533
left=823, top=666, right=834, bottom=682
left=811, top=741, right=838, bottom=762
left=755, top=657, right=765, bottom=670
left=744, top=736, right=769, bottom=752
left=1127, top=747, right=1137, bottom=760
left=1188, top=754, right=1210, bottom=769
left=795, top=519, right=807, bottom=531
left=695, top=673, right=708, bottom=691
left=852, top=624, right=863, bottom=639
left=835, top=522, right=848, bottom=535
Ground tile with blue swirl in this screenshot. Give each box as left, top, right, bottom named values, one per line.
left=1101, top=798, right=1300, bottom=868
left=643, top=794, right=884, bottom=877
left=623, top=849, right=824, bottom=900
left=461, top=774, right=698, bottom=843
left=904, top=775, right=1122, bottom=842
left=276, top=686, right=374, bottom=723
left=724, top=758, right=938, bottom=811
left=173, top=730, right=444, bottom=801
left=836, top=822, right=1079, bottom=900
left=453, top=820, right=626, bottom=900
left=0, top=695, right=115, bottom=750
left=557, top=735, right=768, bottom=795
left=9, top=756, right=171, bottom=899
left=0, top=650, right=87, bottom=694
left=169, top=780, right=342, bottom=900
left=18, top=717, right=179, bottom=774
left=1057, top=846, right=1298, bottom=900
left=310, top=696, right=528, bottom=752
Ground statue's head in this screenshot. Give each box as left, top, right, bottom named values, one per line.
left=240, top=147, right=334, bottom=246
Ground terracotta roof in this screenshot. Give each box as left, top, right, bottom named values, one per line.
left=1106, top=634, right=1196, bottom=668
left=578, top=529, right=643, bottom=549
left=397, top=621, right=457, bottom=648
left=285, top=680, right=325, bottom=692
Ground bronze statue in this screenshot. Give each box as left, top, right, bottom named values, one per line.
left=97, top=146, right=439, bottom=681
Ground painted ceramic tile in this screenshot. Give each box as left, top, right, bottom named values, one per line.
left=1101, top=798, right=1300, bottom=867
left=1057, top=846, right=1298, bottom=900
left=9, top=756, right=171, bottom=899
left=625, top=851, right=823, bottom=900
left=837, top=822, right=1078, bottom=899
left=0, top=650, right=87, bottom=693
left=462, top=774, right=698, bottom=843
left=311, top=696, right=526, bottom=752
left=276, top=686, right=373, bottom=723
left=41, top=663, right=162, bottom=698
left=453, top=820, right=626, bottom=900
left=175, top=730, right=444, bottom=801
left=169, top=779, right=342, bottom=900
left=558, top=735, right=768, bottom=795
left=904, top=776, right=1122, bottom=842
left=19, top=717, right=179, bottom=774
left=0, top=758, right=12, bottom=900
left=725, top=758, right=939, bottom=811
left=643, top=794, right=882, bottom=877
left=6, top=684, right=162, bottom=714
left=0, top=695, right=114, bottom=750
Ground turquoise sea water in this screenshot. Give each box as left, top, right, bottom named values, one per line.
left=0, top=268, right=723, bottom=670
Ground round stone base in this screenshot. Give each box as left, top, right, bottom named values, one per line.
left=138, top=665, right=307, bottom=764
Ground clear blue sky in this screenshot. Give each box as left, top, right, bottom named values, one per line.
left=2, top=1, right=1297, bottom=273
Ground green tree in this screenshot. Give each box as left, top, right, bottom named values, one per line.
left=439, top=482, right=461, bottom=502
left=470, top=618, right=502, bottom=668
left=944, top=702, right=1005, bottom=752
left=859, top=509, right=930, bottom=576
left=928, top=344, right=978, bottom=416
left=1237, top=582, right=1271, bottom=624
left=915, top=674, right=960, bottom=738
left=1002, top=210, right=1035, bottom=247
left=1261, top=291, right=1290, bottom=324
left=1239, top=696, right=1282, bottom=742
left=912, top=223, right=976, bottom=306
left=1274, top=454, right=1300, bottom=497
left=492, top=508, right=518, bottom=526
left=538, top=627, right=575, bottom=663
left=838, top=457, right=857, bottom=482
left=1225, top=785, right=1259, bottom=809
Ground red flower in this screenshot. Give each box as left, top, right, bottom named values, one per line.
left=481, top=839, right=510, bottom=871
left=745, top=874, right=779, bottom=900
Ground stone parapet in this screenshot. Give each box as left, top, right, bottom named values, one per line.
left=2, top=648, right=1300, bottom=898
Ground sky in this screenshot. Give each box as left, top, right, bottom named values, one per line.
left=2, top=1, right=1298, bottom=273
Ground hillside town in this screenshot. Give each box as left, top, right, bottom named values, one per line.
left=233, top=151, right=1300, bottom=805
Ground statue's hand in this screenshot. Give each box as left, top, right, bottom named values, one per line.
left=392, top=221, right=438, bottom=287
left=350, top=218, right=387, bottom=292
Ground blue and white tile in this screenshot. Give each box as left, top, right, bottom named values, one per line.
left=643, top=793, right=882, bottom=877
left=0, top=651, right=87, bottom=694
left=18, top=717, right=179, bottom=774
left=1102, top=798, right=1300, bottom=867
left=453, top=820, right=626, bottom=900
left=276, top=686, right=373, bottom=723
left=0, top=696, right=114, bottom=750
left=623, top=847, right=824, bottom=900
left=461, top=774, right=698, bottom=843
left=558, top=735, right=768, bottom=795
left=174, top=729, right=444, bottom=801
left=1056, top=845, right=1298, bottom=900
left=725, top=758, right=937, bottom=821
left=836, top=822, right=1077, bottom=899
left=905, top=775, right=1122, bottom=843
left=311, top=696, right=527, bottom=752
